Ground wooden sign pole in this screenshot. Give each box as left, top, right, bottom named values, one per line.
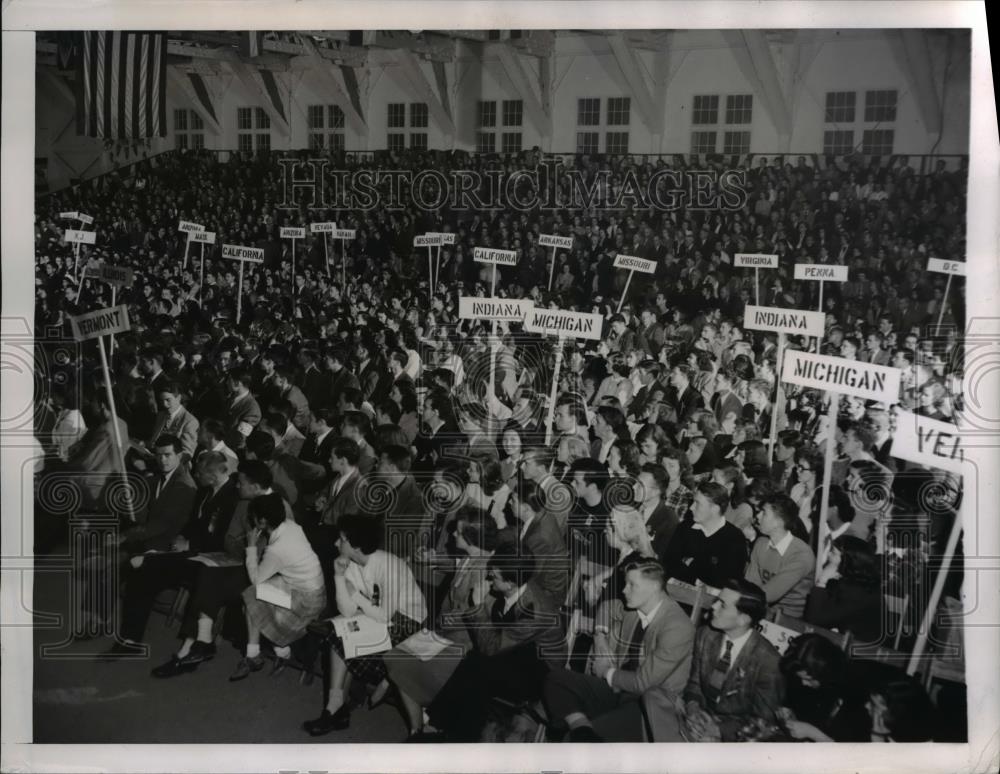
left=547, top=246, right=558, bottom=292
left=545, top=336, right=566, bottom=446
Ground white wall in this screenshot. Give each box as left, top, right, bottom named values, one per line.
left=37, top=29, right=970, bottom=191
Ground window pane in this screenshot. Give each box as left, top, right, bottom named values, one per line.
left=606, top=97, right=631, bottom=126
left=410, top=132, right=428, bottom=149
left=502, top=100, right=523, bottom=127
left=692, top=95, right=719, bottom=125
left=237, top=107, right=253, bottom=130
left=309, top=133, right=325, bottom=150
left=387, top=103, right=406, bottom=128
left=478, top=101, right=496, bottom=128
left=722, top=131, right=750, bottom=155
left=238, top=133, right=253, bottom=151
left=824, top=91, right=856, bottom=123
left=864, top=90, right=897, bottom=122
left=861, top=129, right=893, bottom=156
left=255, top=133, right=271, bottom=150
left=174, top=108, right=188, bottom=131
left=329, top=105, right=345, bottom=129
left=605, top=132, right=629, bottom=154
left=255, top=108, right=270, bottom=130
left=501, top=132, right=522, bottom=153
left=822, top=130, right=855, bottom=155
left=576, top=132, right=599, bottom=154
left=387, top=133, right=405, bottom=151
left=308, top=105, right=324, bottom=129
left=577, top=98, right=600, bottom=126
left=191, top=133, right=205, bottom=150
left=410, top=103, right=429, bottom=128
left=191, top=111, right=204, bottom=130
left=476, top=132, right=496, bottom=153
left=690, top=131, right=716, bottom=154
left=725, top=94, right=753, bottom=124
left=329, top=133, right=345, bottom=150
left=175, top=133, right=188, bottom=150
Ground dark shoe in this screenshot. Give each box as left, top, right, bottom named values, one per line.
left=100, top=641, right=146, bottom=659
left=270, top=657, right=288, bottom=677
left=228, top=655, right=266, bottom=682
left=151, top=656, right=198, bottom=678
left=183, top=640, right=216, bottom=664
left=566, top=725, right=603, bottom=742
left=302, top=705, right=351, bottom=736
left=367, top=680, right=397, bottom=711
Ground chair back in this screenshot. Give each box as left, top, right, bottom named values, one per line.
left=773, top=610, right=852, bottom=651
left=666, top=579, right=716, bottom=624
left=757, top=619, right=800, bottom=655
left=883, top=593, right=910, bottom=650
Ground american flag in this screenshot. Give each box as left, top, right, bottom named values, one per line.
left=76, top=31, right=167, bottom=139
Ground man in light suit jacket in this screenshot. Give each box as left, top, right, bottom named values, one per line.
left=544, top=559, right=695, bottom=742
left=147, top=380, right=199, bottom=461
left=643, top=578, right=783, bottom=742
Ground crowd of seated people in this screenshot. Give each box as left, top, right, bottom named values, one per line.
left=32, top=147, right=967, bottom=742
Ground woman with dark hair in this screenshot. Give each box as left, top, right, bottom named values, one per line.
left=608, top=439, right=641, bottom=479
left=635, top=423, right=669, bottom=466
left=594, top=351, right=634, bottom=407
left=660, top=447, right=696, bottom=523
left=865, top=672, right=937, bottom=742
left=499, top=426, right=525, bottom=485
left=231, top=492, right=326, bottom=681
left=777, top=633, right=869, bottom=742
left=804, top=534, right=884, bottom=644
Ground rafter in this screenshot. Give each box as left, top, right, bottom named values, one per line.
left=228, top=61, right=290, bottom=135
left=296, top=35, right=367, bottom=136
left=393, top=49, right=455, bottom=136
left=492, top=44, right=551, bottom=139
left=607, top=33, right=658, bottom=131
left=167, top=67, right=222, bottom=135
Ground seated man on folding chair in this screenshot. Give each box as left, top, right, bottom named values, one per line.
left=543, top=558, right=695, bottom=742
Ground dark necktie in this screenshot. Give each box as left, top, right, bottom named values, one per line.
left=620, top=619, right=646, bottom=671
left=708, top=638, right=734, bottom=696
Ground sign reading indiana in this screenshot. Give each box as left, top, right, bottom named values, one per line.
left=782, top=350, right=901, bottom=402
left=458, top=297, right=535, bottom=322
left=70, top=305, right=131, bottom=342
left=743, top=305, right=825, bottom=337
left=524, top=307, right=604, bottom=341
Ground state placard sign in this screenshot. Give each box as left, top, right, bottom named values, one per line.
left=794, top=264, right=849, bottom=282
left=414, top=234, right=442, bottom=247
left=64, top=229, right=97, bottom=245
left=473, top=247, right=518, bottom=266
left=98, top=265, right=135, bottom=287
left=744, top=305, right=825, bottom=337
left=222, top=244, right=264, bottom=263
left=311, top=222, right=336, bottom=234
left=892, top=410, right=967, bottom=475
left=59, top=211, right=79, bottom=219
left=78, top=213, right=95, bottom=225
left=334, top=229, right=356, bottom=240
left=190, top=231, right=216, bottom=244
left=735, top=253, right=779, bottom=268
left=524, top=307, right=604, bottom=341
left=280, top=227, right=306, bottom=239
left=539, top=234, right=574, bottom=250
left=432, top=232, right=457, bottom=245
left=70, top=305, right=130, bottom=342
left=927, top=258, right=966, bottom=276
left=458, top=297, right=535, bottom=322
left=178, top=220, right=204, bottom=234
left=614, top=254, right=657, bottom=274
left=782, top=350, right=901, bottom=403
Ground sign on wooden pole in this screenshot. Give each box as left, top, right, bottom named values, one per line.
left=190, top=230, right=217, bottom=305
left=540, top=234, right=573, bottom=292
left=178, top=220, right=205, bottom=269
left=334, top=228, right=356, bottom=289
left=927, top=257, right=965, bottom=331
left=613, top=254, right=657, bottom=313
left=312, top=222, right=336, bottom=278
left=222, top=244, right=265, bottom=323
left=735, top=253, right=778, bottom=305
left=280, top=227, right=306, bottom=294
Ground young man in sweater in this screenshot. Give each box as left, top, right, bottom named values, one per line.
left=745, top=494, right=815, bottom=619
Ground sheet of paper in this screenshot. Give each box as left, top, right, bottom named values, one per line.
left=256, top=582, right=292, bottom=609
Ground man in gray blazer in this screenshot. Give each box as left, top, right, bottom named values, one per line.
left=543, top=559, right=695, bottom=742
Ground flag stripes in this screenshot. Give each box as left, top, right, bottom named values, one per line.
left=77, top=31, right=167, bottom=138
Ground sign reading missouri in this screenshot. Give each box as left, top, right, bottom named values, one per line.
left=538, top=234, right=574, bottom=250
left=734, top=253, right=779, bottom=268
left=613, top=254, right=657, bottom=274
left=222, top=244, right=264, bottom=263
left=782, top=350, right=901, bottom=403
left=794, top=264, right=849, bottom=282
left=743, top=305, right=825, bottom=337
left=524, top=307, right=604, bottom=341
left=64, top=229, right=97, bottom=245
left=892, top=410, right=967, bottom=475
left=414, top=234, right=442, bottom=247
left=927, top=257, right=966, bottom=276
left=473, top=247, right=518, bottom=266
left=178, top=220, right=204, bottom=234
left=190, top=231, right=216, bottom=244
left=311, top=222, right=336, bottom=233
left=280, top=227, right=306, bottom=239
left=458, top=297, right=535, bottom=322
left=70, top=305, right=131, bottom=342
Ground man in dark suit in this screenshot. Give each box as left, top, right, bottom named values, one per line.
left=710, top=368, right=744, bottom=428
left=370, top=444, right=426, bottom=557
left=644, top=578, right=783, bottom=742
left=224, top=370, right=262, bottom=436
left=667, top=364, right=705, bottom=426
left=112, top=451, right=238, bottom=656
left=145, top=379, right=200, bottom=462
left=510, top=479, right=569, bottom=610
left=544, top=559, right=695, bottom=741
left=354, top=337, right=384, bottom=405
left=634, top=465, right=680, bottom=559
left=273, top=366, right=311, bottom=433
left=297, top=347, right=326, bottom=410
left=636, top=308, right=666, bottom=359
left=322, top=346, right=360, bottom=412
left=300, top=408, right=338, bottom=478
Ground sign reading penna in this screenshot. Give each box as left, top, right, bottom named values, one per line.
left=473, top=247, right=518, bottom=266
left=70, top=305, right=131, bottom=342
left=458, top=297, right=535, bottom=321
left=613, top=254, right=657, bottom=274
left=794, top=264, right=849, bottom=282
left=744, top=305, right=825, bottom=337
left=524, top=307, right=604, bottom=340
left=782, top=350, right=901, bottom=402
left=222, top=244, right=264, bottom=263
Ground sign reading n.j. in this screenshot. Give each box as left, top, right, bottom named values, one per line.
left=70, top=305, right=131, bottom=342
left=538, top=234, right=574, bottom=250
left=458, top=297, right=535, bottom=321
left=734, top=253, right=779, bottom=268
left=473, top=247, right=518, bottom=266
left=794, top=264, right=849, bottom=282
left=892, top=410, right=967, bottom=475
left=524, top=307, right=604, bottom=341
left=222, top=244, right=265, bottom=263
left=64, top=229, right=97, bottom=245
left=782, top=350, right=901, bottom=403
left=613, top=254, right=657, bottom=274
left=743, top=305, right=825, bottom=337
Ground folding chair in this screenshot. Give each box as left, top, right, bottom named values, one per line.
left=666, top=579, right=716, bottom=624
left=883, top=593, right=910, bottom=650
left=773, top=610, right=852, bottom=651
